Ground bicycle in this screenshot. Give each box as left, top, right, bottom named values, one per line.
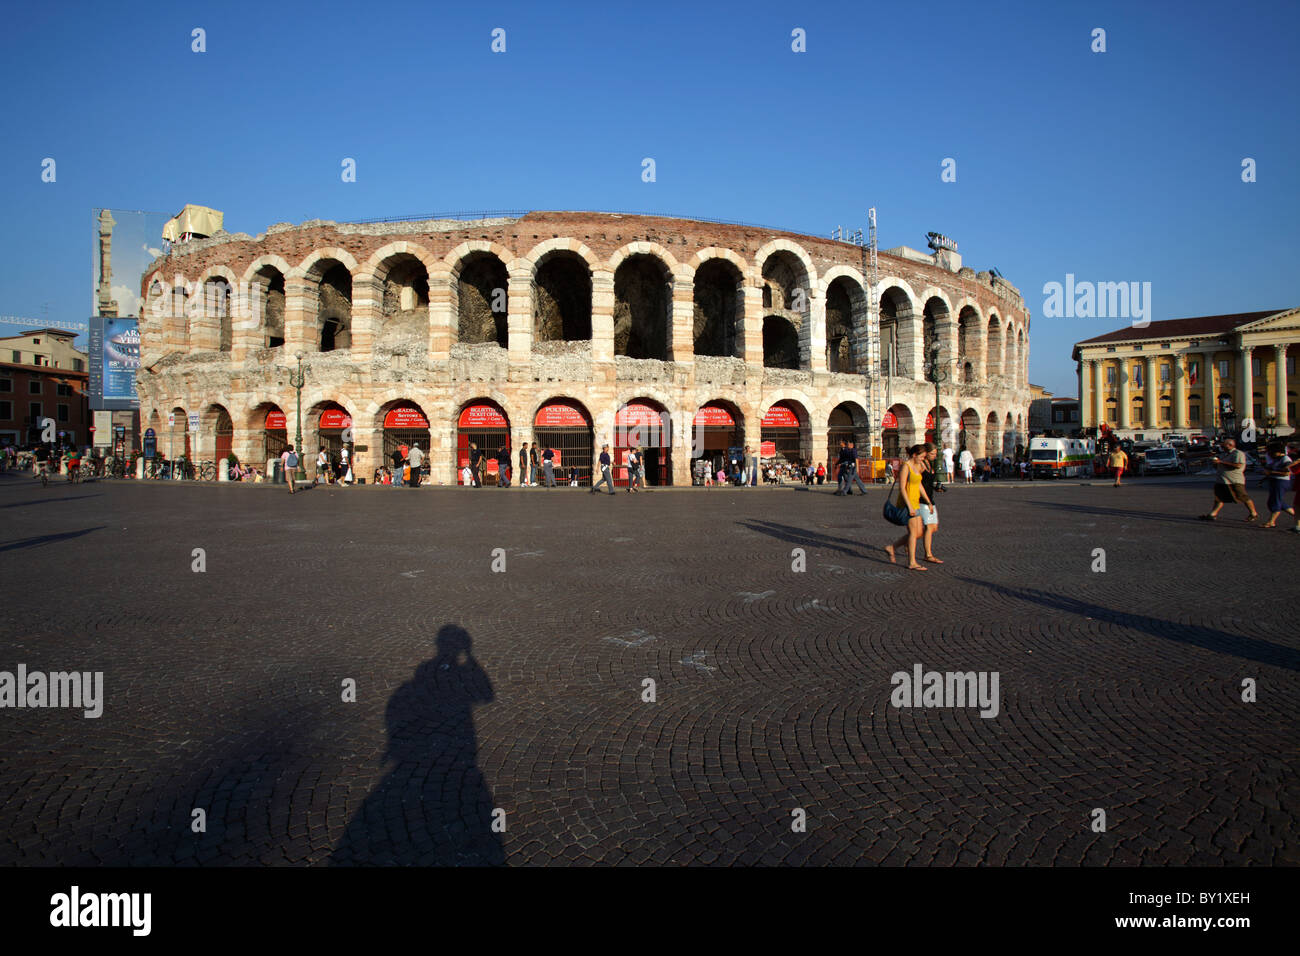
left=37, top=462, right=49, bottom=487
left=196, top=460, right=217, bottom=481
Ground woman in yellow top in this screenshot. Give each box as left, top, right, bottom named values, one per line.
left=885, top=444, right=934, bottom=571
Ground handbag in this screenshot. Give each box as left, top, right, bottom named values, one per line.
left=882, top=465, right=910, bottom=526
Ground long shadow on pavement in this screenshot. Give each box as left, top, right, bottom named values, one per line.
left=330, top=624, right=505, bottom=866
left=1023, top=498, right=1257, bottom=527
left=0, top=494, right=102, bottom=509
left=0, top=527, right=104, bottom=552
left=953, top=574, right=1300, bottom=671
left=738, top=518, right=899, bottom=565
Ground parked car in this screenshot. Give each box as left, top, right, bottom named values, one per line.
left=1138, top=446, right=1182, bottom=475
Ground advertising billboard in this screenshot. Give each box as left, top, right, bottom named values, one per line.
left=88, top=316, right=140, bottom=410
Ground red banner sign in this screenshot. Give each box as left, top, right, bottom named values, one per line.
left=615, top=402, right=666, bottom=427
left=319, top=409, right=352, bottom=429
left=384, top=406, right=429, bottom=429
left=693, top=404, right=735, bottom=427
left=925, top=412, right=935, bottom=429
left=761, top=405, right=800, bottom=428
left=882, top=411, right=898, bottom=430
left=760, top=440, right=776, bottom=457
left=535, top=401, right=588, bottom=427
left=458, top=404, right=508, bottom=429
left=265, top=411, right=287, bottom=430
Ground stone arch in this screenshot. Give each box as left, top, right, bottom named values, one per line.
left=450, top=250, right=508, bottom=347
left=754, top=239, right=818, bottom=302
left=921, top=292, right=952, bottom=366
left=959, top=407, right=981, bottom=455
left=246, top=261, right=287, bottom=348
left=692, top=255, right=745, bottom=358
left=883, top=403, right=916, bottom=457
left=613, top=251, right=672, bottom=360
left=957, top=303, right=981, bottom=382
left=823, top=270, right=867, bottom=374
left=878, top=282, right=918, bottom=378
left=607, top=240, right=683, bottom=277
left=987, top=314, right=1004, bottom=378
left=1016, top=327, right=1027, bottom=385
left=986, top=411, right=1001, bottom=458
left=1003, top=411, right=1015, bottom=456
left=686, top=246, right=751, bottom=275
left=531, top=245, right=593, bottom=344
left=197, top=266, right=237, bottom=353
left=1004, top=321, right=1016, bottom=376
left=292, top=246, right=360, bottom=280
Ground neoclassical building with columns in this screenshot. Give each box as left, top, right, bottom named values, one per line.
left=134, top=211, right=1032, bottom=484
left=1073, top=308, right=1299, bottom=439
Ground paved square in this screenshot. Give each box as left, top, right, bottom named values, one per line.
left=0, top=474, right=1295, bottom=865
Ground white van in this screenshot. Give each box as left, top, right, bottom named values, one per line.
left=1029, top=436, right=1095, bottom=478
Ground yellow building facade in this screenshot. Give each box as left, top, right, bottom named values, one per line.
left=1073, top=308, right=1298, bottom=438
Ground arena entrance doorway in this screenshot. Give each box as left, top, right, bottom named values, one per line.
left=382, top=403, right=431, bottom=481
left=693, top=402, right=741, bottom=477
left=457, top=402, right=510, bottom=485
left=534, top=399, right=593, bottom=485
left=614, top=400, right=671, bottom=487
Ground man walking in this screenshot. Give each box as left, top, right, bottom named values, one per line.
left=1108, top=444, right=1128, bottom=487
left=942, top=445, right=955, bottom=483
left=496, top=443, right=511, bottom=488
left=845, top=439, right=870, bottom=495
left=833, top=439, right=854, bottom=495
left=519, top=442, right=530, bottom=487
left=591, top=443, right=615, bottom=495
left=469, top=442, right=484, bottom=487
left=281, top=444, right=299, bottom=495
left=959, top=447, right=974, bottom=484
left=542, top=445, right=556, bottom=487
left=1200, top=436, right=1259, bottom=522
left=407, top=443, right=424, bottom=488
left=390, top=445, right=405, bottom=487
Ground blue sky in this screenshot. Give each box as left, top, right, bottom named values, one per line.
left=1, top=0, right=1295, bottom=396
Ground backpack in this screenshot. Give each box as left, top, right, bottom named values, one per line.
left=286, top=452, right=299, bottom=468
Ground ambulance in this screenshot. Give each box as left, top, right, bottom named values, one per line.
left=1029, top=436, right=1095, bottom=478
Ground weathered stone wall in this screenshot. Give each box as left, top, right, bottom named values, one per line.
left=137, top=211, right=1032, bottom=484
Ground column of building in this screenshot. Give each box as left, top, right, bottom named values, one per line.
left=1172, top=351, right=1187, bottom=429
left=1145, top=355, right=1158, bottom=429
left=1274, top=344, right=1289, bottom=428
left=1118, top=357, right=1130, bottom=428
left=1240, top=346, right=1254, bottom=423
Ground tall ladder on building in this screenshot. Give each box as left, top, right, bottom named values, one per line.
left=862, top=208, right=882, bottom=451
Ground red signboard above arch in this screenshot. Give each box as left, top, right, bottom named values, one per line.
left=693, top=404, right=735, bottom=427
left=458, top=404, right=508, bottom=429
left=882, top=411, right=899, bottom=430
left=319, top=409, right=352, bottom=429
left=535, top=400, right=589, bottom=427
left=761, top=405, right=800, bottom=428
left=615, top=402, right=667, bottom=427
left=265, top=411, right=287, bottom=430
left=384, top=405, right=429, bottom=429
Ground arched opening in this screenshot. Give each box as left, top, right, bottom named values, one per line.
left=987, top=315, right=1003, bottom=378
left=825, top=278, right=859, bottom=373
left=883, top=404, right=914, bottom=459
left=879, top=286, right=914, bottom=377
left=205, top=279, right=232, bottom=352
left=256, top=404, right=288, bottom=468
left=692, top=258, right=743, bottom=358
left=614, top=254, right=671, bottom=360
left=693, top=401, right=743, bottom=479
left=761, top=250, right=809, bottom=367
left=760, top=400, right=809, bottom=466
left=926, top=405, right=953, bottom=446
left=960, top=408, right=980, bottom=454
left=455, top=252, right=506, bottom=347
left=380, top=400, right=431, bottom=483
left=314, top=262, right=352, bottom=352
left=985, top=412, right=1000, bottom=458
left=456, top=400, right=510, bottom=485
left=252, top=266, right=286, bottom=349
left=376, top=253, right=430, bottom=350
left=922, top=297, right=949, bottom=367
left=145, top=409, right=162, bottom=459
left=534, top=398, right=593, bottom=485
left=615, top=398, right=672, bottom=486
left=533, top=251, right=592, bottom=345
left=311, top=402, right=353, bottom=472
left=827, top=402, right=870, bottom=475
left=209, top=405, right=233, bottom=463
left=957, top=306, right=977, bottom=381
left=1003, top=412, right=1015, bottom=456
left=169, top=406, right=190, bottom=461
left=762, top=316, right=801, bottom=369
left=1016, top=329, right=1026, bottom=384
left=1003, top=323, right=1015, bottom=377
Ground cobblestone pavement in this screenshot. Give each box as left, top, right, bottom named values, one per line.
left=0, top=472, right=1295, bottom=866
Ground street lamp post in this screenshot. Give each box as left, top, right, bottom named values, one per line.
left=287, top=352, right=308, bottom=483
left=926, top=336, right=950, bottom=481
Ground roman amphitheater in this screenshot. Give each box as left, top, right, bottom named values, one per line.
left=135, top=210, right=1032, bottom=484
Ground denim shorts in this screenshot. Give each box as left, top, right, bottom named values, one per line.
left=917, top=503, right=938, bottom=526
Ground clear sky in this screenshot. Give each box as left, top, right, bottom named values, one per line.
left=1, top=0, right=1296, bottom=397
